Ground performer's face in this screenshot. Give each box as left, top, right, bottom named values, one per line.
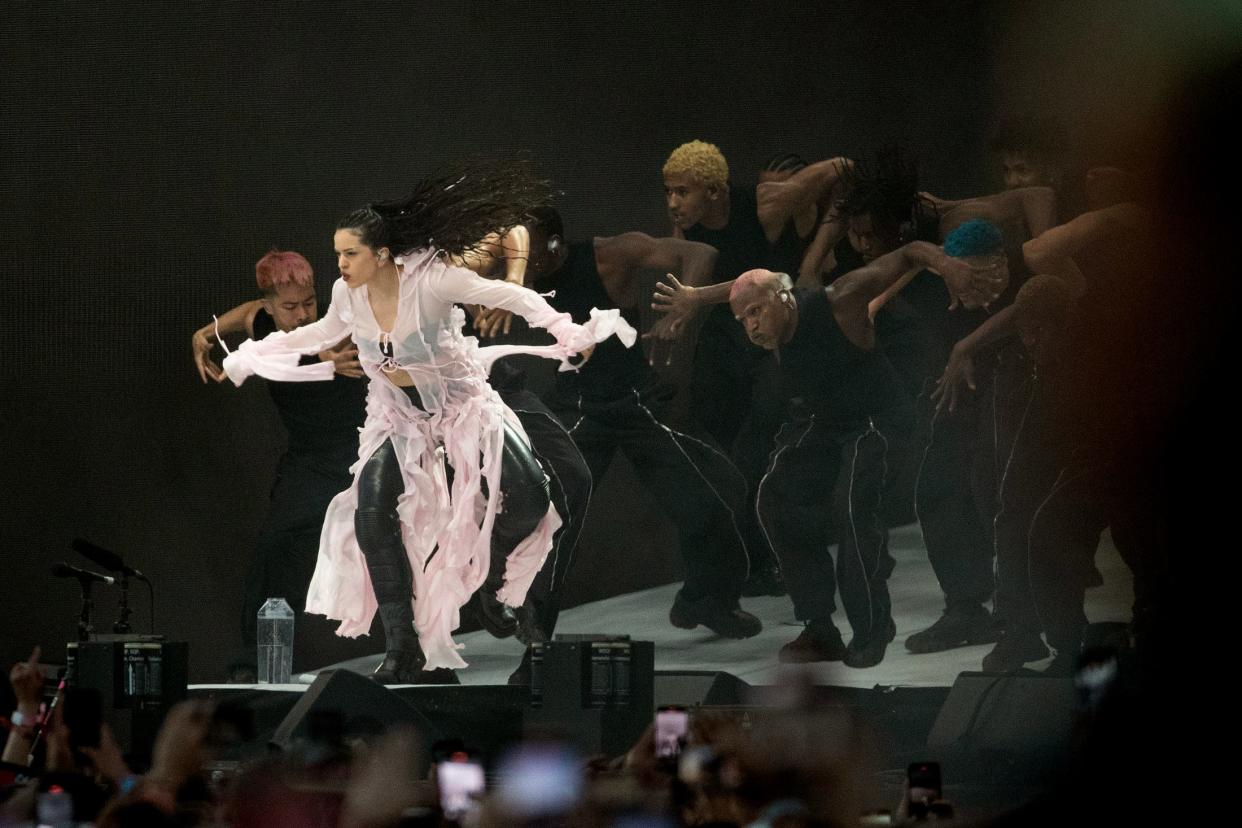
left=1000, top=151, right=1058, bottom=190
left=334, top=229, right=385, bottom=288
left=731, top=286, right=789, bottom=350
left=847, top=213, right=899, bottom=263
left=664, top=171, right=718, bottom=231
left=263, top=283, right=319, bottom=332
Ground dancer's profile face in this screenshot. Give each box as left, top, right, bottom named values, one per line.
left=263, top=283, right=319, bottom=332
left=664, top=171, right=716, bottom=231
left=334, top=229, right=385, bottom=288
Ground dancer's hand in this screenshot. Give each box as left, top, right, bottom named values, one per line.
left=320, top=339, right=363, bottom=378
left=474, top=306, right=515, bottom=338
left=651, top=274, right=701, bottom=328
left=932, top=344, right=976, bottom=413
left=192, top=328, right=224, bottom=383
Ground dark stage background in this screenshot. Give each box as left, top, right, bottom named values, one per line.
left=3, top=1, right=1229, bottom=680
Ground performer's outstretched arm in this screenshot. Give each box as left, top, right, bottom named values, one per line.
left=221, top=281, right=353, bottom=385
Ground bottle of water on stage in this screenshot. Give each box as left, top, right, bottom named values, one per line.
left=257, top=597, right=294, bottom=684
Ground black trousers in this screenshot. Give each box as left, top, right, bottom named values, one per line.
left=500, top=388, right=593, bottom=636
left=551, top=385, right=749, bottom=602
left=240, top=451, right=352, bottom=649
left=756, top=413, right=901, bottom=641
left=690, top=314, right=784, bottom=576
left=354, top=421, right=550, bottom=610
left=912, top=353, right=1002, bottom=613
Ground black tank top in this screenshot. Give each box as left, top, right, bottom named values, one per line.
left=253, top=307, right=367, bottom=461
left=778, top=288, right=906, bottom=426
left=544, top=241, right=648, bottom=398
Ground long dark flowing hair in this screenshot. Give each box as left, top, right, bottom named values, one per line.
left=336, top=157, right=554, bottom=259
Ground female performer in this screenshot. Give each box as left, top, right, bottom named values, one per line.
left=220, top=162, right=634, bottom=682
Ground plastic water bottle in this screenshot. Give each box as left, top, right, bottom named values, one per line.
left=257, top=597, right=295, bottom=684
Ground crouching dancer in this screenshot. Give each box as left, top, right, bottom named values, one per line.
left=654, top=239, right=1001, bottom=666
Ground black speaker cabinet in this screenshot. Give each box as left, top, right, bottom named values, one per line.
left=67, top=638, right=188, bottom=766
left=526, top=637, right=654, bottom=757
left=927, top=671, right=1077, bottom=774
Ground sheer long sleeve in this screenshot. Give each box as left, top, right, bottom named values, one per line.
left=222, top=279, right=354, bottom=385
left=425, top=260, right=636, bottom=368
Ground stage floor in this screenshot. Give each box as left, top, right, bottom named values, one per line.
left=253, top=523, right=1132, bottom=690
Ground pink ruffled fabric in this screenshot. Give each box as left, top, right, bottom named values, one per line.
left=222, top=249, right=630, bottom=670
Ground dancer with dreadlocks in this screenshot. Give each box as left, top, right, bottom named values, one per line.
left=219, top=160, right=635, bottom=683
left=794, top=147, right=1062, bottom=658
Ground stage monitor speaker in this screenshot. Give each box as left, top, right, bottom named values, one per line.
left=68, top=639, right=188, bottom=766
left=927, top=672, right=1077, bottom=775
left=655, top=670, right=750, bottom=708
left=272, top=669, right=440, bottom=771
left=526, top=637, right=654, bottom=757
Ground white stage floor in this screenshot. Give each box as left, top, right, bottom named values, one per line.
left=263, top=523, right=1133, bottom=690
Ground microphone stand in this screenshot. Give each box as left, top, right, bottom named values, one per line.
left=113, top=572, right=133, bottom=635
left=77, top=579, right=95, bottom=642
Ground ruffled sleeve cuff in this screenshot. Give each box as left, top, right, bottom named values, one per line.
left=545, top=308, right=639, bottom=372
left=222, top=339, right=337, bottom=386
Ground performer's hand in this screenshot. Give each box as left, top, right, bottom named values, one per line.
left=576, top=344, right=595, bottom=365
left=320, top=339, right=363, bottom=378
left=641, top=315, right=685, bottom=368
left=931, top=255, right=1001, bottom=311
left=9, top=646, right=44, bottom=712
left=474, top=306, right=514, bottom=338
left=192, top=328, right=224, bottom=384
left=932, top=344, right=977, bottom=413
left=651, top=273, right=700, bottom=324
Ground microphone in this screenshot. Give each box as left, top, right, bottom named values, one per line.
left=71, top=538, right=147, bottom=580
left=52, top=562, right=116, bottom=586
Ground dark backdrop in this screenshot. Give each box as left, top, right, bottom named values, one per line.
left=5, top=1, right=1219, bottom=680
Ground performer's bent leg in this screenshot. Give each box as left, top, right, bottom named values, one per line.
left=355, top=439, right=422, bottom=683
left=478, top=419, right=552, bottom=643
left=756, top=418, right=846, bottom=661
left=906, top=363, right=1000, bottom=654
left=831, top=423, right=898, bottom=668
left=507, top=391, right=592, bottom=638
left=622, top=394, right=759, bottom=638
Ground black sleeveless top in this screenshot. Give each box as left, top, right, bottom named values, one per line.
left=543, top=241, right=648, bottom=398
left=253, top=307, right=367, bottom=461
left=778, top=288, right=907, bottom=427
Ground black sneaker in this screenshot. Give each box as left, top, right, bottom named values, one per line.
left=981, top=631, right=1049, bottom=672
left=741, top=566, right=787, bottom=597
left=844, top=617, right=898, bottom=669
left=669, top=591, right=762, bottom=639
left=778, top=621, right=846, bottom=663
left=905, top=605, right=998, bottom=654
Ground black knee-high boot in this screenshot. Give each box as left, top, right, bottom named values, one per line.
left=356, top=441, right=426, bottom=683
